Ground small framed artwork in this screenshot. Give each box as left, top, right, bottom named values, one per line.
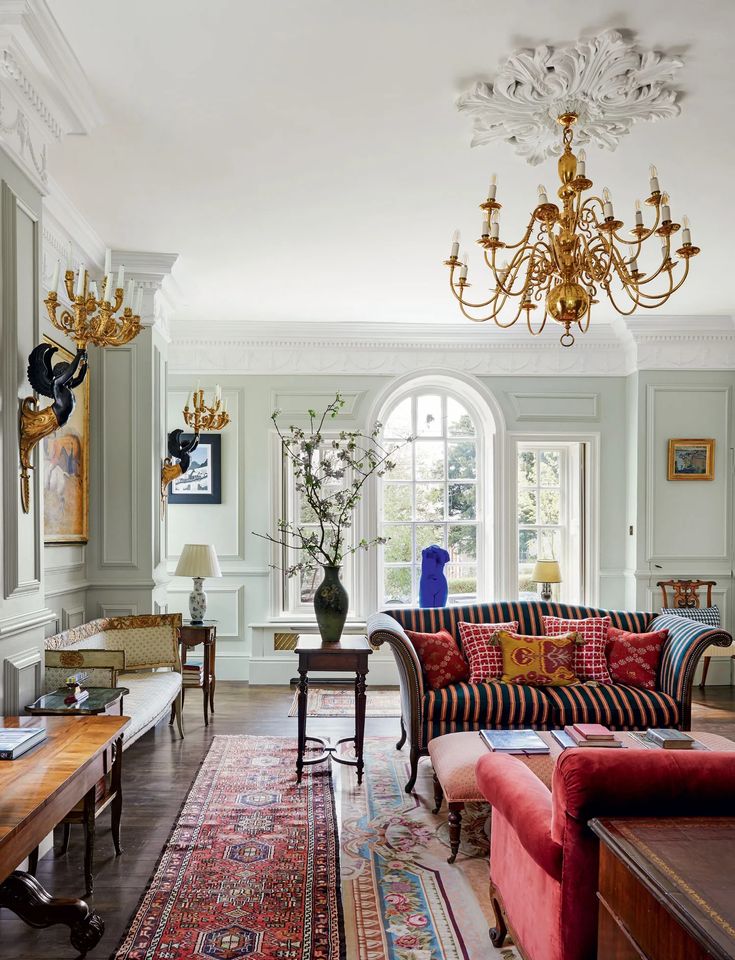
left=667, top=438, right=715, bottom=481
left=168, top=433, right=222, bottom=504
left=43, top=335, right=90, bottom=543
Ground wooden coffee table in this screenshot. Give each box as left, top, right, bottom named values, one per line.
left=429, top=730, right=735, bottom=864
left=0, top=715, right=128, bottom=954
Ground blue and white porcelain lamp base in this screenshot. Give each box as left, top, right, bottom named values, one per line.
left=189, top=577, right=207, bottom=624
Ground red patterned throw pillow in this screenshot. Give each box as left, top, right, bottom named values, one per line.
left=542, top=615, right=613, bottom=684
left=606, top=626, right=668, bottom=689
left=458, top=621, right=520, bottom=682
left=405, top=629, right=469, bottom=690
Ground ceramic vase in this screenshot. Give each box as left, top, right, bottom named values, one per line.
left=313, top=565, right=349, bottom=643
left=189, top=577, right=207, bottom=624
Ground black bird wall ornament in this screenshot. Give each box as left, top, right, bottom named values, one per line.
left=160, top=428, right=200, bottom=511
left=19, top=342, right=88, bottom=513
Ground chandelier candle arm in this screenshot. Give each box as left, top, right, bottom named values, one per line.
left=445, top=111, right=700, bottom=346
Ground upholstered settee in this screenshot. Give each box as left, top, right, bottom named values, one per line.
left=366, top=601, right=733, bottom=791
left=45, top=614, right=183, bottom=747
left=476, top=747, right=735, bottom=960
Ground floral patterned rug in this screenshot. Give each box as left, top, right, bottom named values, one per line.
left=288, top=686, right=402, bottom=718
left=337, top=739, right=519, bottom=960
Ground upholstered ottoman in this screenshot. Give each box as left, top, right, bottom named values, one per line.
left=428, top=731, right=555, bottom=863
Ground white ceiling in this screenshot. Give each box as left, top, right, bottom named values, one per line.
left=46, top=0, right=735, bottom=329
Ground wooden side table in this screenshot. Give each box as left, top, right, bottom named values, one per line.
left=295, top=634, right=372, bottom=785
left=177, top=621, right=217, bottom=725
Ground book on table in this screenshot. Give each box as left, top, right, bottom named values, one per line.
left=480, top=729, right=550, bottom=754
left=646, top=728, right=695, bottom=749
left=572, top=722, right=615, bottom=740
left=562, top=725, right=623, bottom=747
left=0, top=727, right=46, bottom=760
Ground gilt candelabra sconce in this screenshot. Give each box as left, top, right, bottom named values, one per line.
left=43, top=251, right=144, bottom=350
left=19, top=342, right=88, bottom=513
left=160, top=385, right=230, bottom=512
left=19, top=250, right=145, bottom=513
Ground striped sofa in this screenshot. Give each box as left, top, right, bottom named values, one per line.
left=367, top=601, right=733, bottom=792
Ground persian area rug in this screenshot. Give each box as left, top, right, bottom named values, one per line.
left=114, top=735, right=344, bottom=960
left=338, top=739, right=520, bottom=960
left=288, top=686, right=401, bottom=718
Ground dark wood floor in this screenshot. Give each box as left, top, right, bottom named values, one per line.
left=1, top=682, right=733, bottom=959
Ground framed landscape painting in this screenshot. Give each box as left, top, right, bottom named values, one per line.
left=43, top=336, right=90, bottom=543
left=667, top=438, right=715, bottom=481
left=168, top=433, right=222, bottom=504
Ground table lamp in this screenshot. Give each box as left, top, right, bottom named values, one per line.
left=531, top=559, right=561, bottom=602
left=175, top=543, right=222, bottom=624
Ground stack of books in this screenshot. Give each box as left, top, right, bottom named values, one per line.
left=0, top=727, right=47, bottom=760
left=479, top=729, right=550, bottom=755
left=552, top=723, right=623, bottom=750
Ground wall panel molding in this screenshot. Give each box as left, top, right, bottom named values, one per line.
left=509, top=393, right=600, bottom=422
left=100, top=345, right=138, bottom=568
left=3, top=646, right=42, bottom=714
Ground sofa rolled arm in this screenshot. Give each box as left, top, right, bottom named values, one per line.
left=367, top=612, right=425, bottom=742
left=476, top=753, right=562, bottom=881
left=652, top=614, right=733, bottom=724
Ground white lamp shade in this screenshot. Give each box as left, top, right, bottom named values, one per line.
left=531, top=559, right=562, bottom=584
left=175, top=543, right=222, bottom=579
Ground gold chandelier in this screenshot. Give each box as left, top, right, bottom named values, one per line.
left=445, top=112, right=700, bottom=346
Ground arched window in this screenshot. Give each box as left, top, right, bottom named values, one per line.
left=379, top=387, right=488, bottom=606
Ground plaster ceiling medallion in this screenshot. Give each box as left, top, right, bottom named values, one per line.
left=457, top=29, right=683, bottom=165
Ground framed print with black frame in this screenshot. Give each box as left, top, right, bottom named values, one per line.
left=168, top=433, right=222, bottom=504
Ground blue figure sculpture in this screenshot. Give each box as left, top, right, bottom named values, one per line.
left=419, top=544, right=450, bottom=608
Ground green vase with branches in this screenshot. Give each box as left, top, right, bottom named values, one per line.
left=255, top=393, right=412, bottom=642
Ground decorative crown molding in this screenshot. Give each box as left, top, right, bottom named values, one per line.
left=457, top=29, right=683, bottom=165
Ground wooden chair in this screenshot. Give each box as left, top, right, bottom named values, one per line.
left=657, top=580, right=720, bottom=687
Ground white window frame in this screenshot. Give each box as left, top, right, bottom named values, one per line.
left=376, top=387, right=490, bottom=608
left=509, top=433, right=599, bottom=606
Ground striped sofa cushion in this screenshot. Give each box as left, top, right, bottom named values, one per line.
left=384, top=601, right=653, bottom=645
left=545, top=683, right=679, bottom=729
left=423, top=681, right=551, bottom=742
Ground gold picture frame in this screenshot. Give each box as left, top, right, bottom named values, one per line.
left=42, top=335, right=90, bottom=542
left=667, top=438, right=715, bottom=481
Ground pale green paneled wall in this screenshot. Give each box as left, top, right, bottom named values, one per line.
left=166, top=372, right=633, bottom=680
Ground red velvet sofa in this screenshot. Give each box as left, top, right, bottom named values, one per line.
left=476, top=748, right=735, bottom=960
left=367, top=600, right=733, bottom=791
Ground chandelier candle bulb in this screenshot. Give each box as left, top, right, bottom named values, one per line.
left=661, top=193, right=671, bottom=222
left=450, top=230, right=460, bottom=259
left=50, top=260, right=60, bottom=293
left=481, top=218, right=489, bottom=238
left=602, top=188, right=614, bottom=219
left=682, top=216, right=691, bottom=245
left=125, top=279, right=135, bottom=307
left=577, top=150, right=586, bottom=177
left=75, top=265, right=85, bottom=297
left=490, top=213, right=500, bottom=239
left=89, top=281, right=98, bottom=300
left=635, top=200, right=643, bottom=226
left=459, top=253, right=468, bottom=280
left=487, top=174, right=497, bottom=200
left=116, top=264, right=125, bottom=291
left=649, top=165, right=660, bottom=194
left=134, top=286, right=143, bottom=315
left=104, top=273, right=115, bottom=302
left=537, top=184, right=549, bottom=205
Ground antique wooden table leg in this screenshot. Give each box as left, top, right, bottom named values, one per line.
left=0, top=871, right=104, bottom=956
left=208, top=638, right=216, bottom=715
left=110, top=735, right=124, bottom=856
left=354, top=669, right=367, bottom=785
left=296, top=668, right=308, bottom=783
left=81, top=787, right=96, bottom=895
left=447, top=803, right=463, bottom=864
left=432, top=773, right=444, bottom=814
left=27, top=846, right=38, bottom=876
left=202, top=656, right=210, bottom=727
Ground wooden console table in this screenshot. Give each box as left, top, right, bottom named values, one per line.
left=0, top=714, right=128, bottom=955
left=591, top=816, right=735, bottom=960
left=295, top=634, right=372, bottom=785
left=173, top=621, right=217, bottom=726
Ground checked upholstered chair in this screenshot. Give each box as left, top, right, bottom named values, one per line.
left=367, top=600, right=733, bottom=792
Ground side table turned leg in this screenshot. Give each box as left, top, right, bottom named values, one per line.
left=296, top=668, right=308, bottom=783
left=354, top=670, right=367, bottom=785
left=447, top=803, right=463, bottom=864
left=0, top=871, right=104, bottom=956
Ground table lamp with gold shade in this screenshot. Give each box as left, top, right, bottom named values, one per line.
left=175, top=544, right=222, bottom=624
left=531, top=559, right=562, bottom=602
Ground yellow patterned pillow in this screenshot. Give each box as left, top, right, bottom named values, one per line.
left=498, top=630, right=579, bottom=687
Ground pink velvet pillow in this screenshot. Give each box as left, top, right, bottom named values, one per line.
left=405, top=628, right=469, bottom=690
left=458, top=621, right=520, bottom=681
left=606, top=626, right=668, bottom=689
left=542, top=615, right=612, bottom=684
